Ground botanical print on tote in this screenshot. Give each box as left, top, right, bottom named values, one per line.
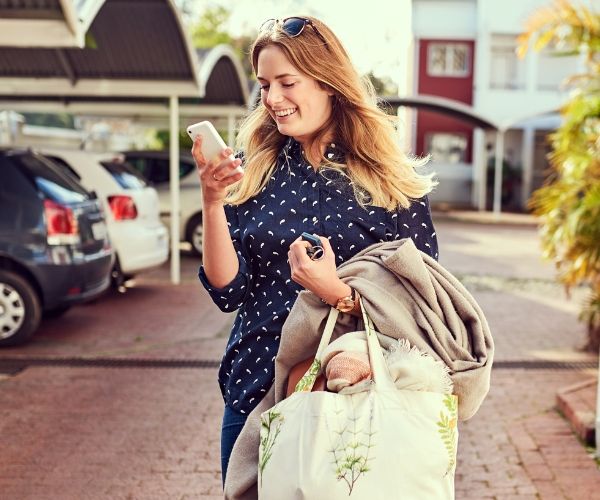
left=437, top=394, right=459, bottom=477
left=294, top=358, right=322, bottom=393
left=259, top=409, right=284, bottom=485
left=326, top=393, right=376, bottom=495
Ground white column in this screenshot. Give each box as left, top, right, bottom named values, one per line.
left=493, top=129, right=505, bottom=215
left=521, top=126, right=535, bottom=209
left=526, top=40, right=538, bottom=95
left=472, top=128, right=486, bottom=210
left=169, top=95, right=181, bottom=285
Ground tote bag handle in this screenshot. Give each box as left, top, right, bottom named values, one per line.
left=294, top=298, right=396, bottom=393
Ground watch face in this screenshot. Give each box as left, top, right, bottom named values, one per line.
left=336, top=297, right=355, bottom=312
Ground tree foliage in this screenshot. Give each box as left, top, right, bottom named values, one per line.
left=189, top=5, right=255, bottom=80
left=189, top=5, right=233, bottom=49
left=518, top=0, right=600, bottom=351
left=22, top=113, right=75, bottom=129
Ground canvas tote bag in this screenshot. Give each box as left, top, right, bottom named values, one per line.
left=258, top=300, right=458, bottom=499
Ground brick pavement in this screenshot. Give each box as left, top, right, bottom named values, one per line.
left=0, top=220, right=598, bottom=499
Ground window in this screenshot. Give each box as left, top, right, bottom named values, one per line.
left=101, top=161, right=148, bottom=190
left=490, top=34, right=526, bottom=90
left=11, top=153, right=89, bottom=204
left=427, top=43, right=470, bottom=77
left=123, top=155, right=195, bottom=185
left=45, top=155, right=82, bottom=181
left=425, top=133, right=468, bottom=163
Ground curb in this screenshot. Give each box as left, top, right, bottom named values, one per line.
left=431, top=209, right=539, bottom=227
left=556, top=377, right=597, bottom=446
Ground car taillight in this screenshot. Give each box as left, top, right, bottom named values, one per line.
left=108, top=195, right=137, bottom=220
left=43, top=199, right=80, bottom=245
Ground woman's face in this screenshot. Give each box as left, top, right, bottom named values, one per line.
left=257, top=44, right=333, bottom=145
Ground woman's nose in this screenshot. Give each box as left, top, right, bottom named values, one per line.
left=266, top=87, right=283, bottom=107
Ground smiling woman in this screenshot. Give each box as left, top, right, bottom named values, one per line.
left=191, top=15, right=439, bottom=487
left=256, top=45, right=335, bottom=157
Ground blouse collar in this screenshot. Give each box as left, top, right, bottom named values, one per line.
left=281, top=136, right=344, bottom=165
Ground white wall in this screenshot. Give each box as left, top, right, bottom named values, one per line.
left=413, top=0, right=477, bottom=39
left=482, top=0, right=554, bottom=34
left=474, top=0, right=579, bottom=126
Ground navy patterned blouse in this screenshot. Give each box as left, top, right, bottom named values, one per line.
left=198, top=137, right=438, bottom=414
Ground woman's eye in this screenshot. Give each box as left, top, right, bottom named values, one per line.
left=282, top=83, right=295, bottom=88
left=260, top=85, right=270, bottom=90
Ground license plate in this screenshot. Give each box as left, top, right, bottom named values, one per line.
left=92, top=222, right=107, bottom=240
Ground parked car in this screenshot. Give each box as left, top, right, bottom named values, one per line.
left=120, top=150, right=204, bottom=256
left=0, top=148, right=114, bottom=346
left=40, top=149, right=169, bottom=288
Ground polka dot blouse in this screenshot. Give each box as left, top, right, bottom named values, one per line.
left=198, top=137, right=439, bottom=414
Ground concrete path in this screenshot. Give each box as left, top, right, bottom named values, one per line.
left=0, top=218, right=599, bottom=499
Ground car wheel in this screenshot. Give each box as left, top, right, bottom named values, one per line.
left=0, top=270, right=41, bottom=347
left=111, top=258, right=126, bottom=291
left=43, top=305, right=71, bottom=319
left=186, top=214, right=203, bottom=257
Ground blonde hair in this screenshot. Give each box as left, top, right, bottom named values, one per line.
left=227, top=16, right=436, bottom=210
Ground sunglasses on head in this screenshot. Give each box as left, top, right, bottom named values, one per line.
left=259, top=17, right=328, bottom=47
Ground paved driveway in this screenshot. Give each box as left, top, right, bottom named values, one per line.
left=0, top=220, right=599, bottom=499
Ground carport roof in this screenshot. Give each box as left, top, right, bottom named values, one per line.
left=0, top=0, right=249, bottom=106
left=384, top=94, right=498, bottom=130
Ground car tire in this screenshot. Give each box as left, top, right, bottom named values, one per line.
left=43, top=305, right=71, bottom=319
left=111, top=258, right=126, bottom=290
left=185, top=214, right=203, bottom=257
left=0, top=270, right=41, bottom=347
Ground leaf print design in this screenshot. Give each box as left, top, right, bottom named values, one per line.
left=258, top=409, right=284, bottom=485
left=437, top=394, right=458, bottom=476
left=326, top=394, right=376, bottom=495
left=294, top=358, right=321, bottom=393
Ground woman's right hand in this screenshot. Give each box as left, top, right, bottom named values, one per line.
left=192, top=135, right=244, bottom=205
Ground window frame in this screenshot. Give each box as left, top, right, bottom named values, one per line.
left=426, top=42, right=471, bottom=78
left=424, top=132, right=469, bottom=164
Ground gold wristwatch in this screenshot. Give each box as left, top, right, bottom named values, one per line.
left=334, top=288, right=358, bottom=313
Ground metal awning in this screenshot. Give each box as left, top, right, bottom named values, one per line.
left=0, top=0, right=104, bottom=48
left=0, top=0, right=251, bottom=284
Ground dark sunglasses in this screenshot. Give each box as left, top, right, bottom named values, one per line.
left=259, top=17, right=328, bottom=47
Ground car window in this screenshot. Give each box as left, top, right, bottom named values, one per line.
left=150, top=158, right=170, bottom=184
left=124, top=154, right=195, bottom=184
left=126, top=156, right=151, bottom=179
left=44, top=155, right=82, bottom=182
left=180, top=159, right=195, bottom=179
left=9, top=153, right=89, bottom=204
left=101, top=161, right=148, bottom=189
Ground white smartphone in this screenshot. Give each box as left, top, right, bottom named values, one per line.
left=186, top=121, right=243, bottom=176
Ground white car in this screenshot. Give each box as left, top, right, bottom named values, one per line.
left=120, top=150, right=204, bottom=256
left=41, top=149, right=169, bottom=287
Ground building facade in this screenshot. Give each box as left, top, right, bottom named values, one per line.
left=408, top=0, right=584, bottom=211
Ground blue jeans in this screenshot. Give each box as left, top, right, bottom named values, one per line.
left=221, top=404, right=248, bottom=485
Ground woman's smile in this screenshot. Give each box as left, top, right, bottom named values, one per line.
left=274, top=107, right=298, bottom=121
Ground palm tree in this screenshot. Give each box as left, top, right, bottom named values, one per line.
left=518, top=0, right=600, bottom=351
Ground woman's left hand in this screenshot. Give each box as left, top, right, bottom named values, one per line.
left=288, top=235, right=352, bottom=305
